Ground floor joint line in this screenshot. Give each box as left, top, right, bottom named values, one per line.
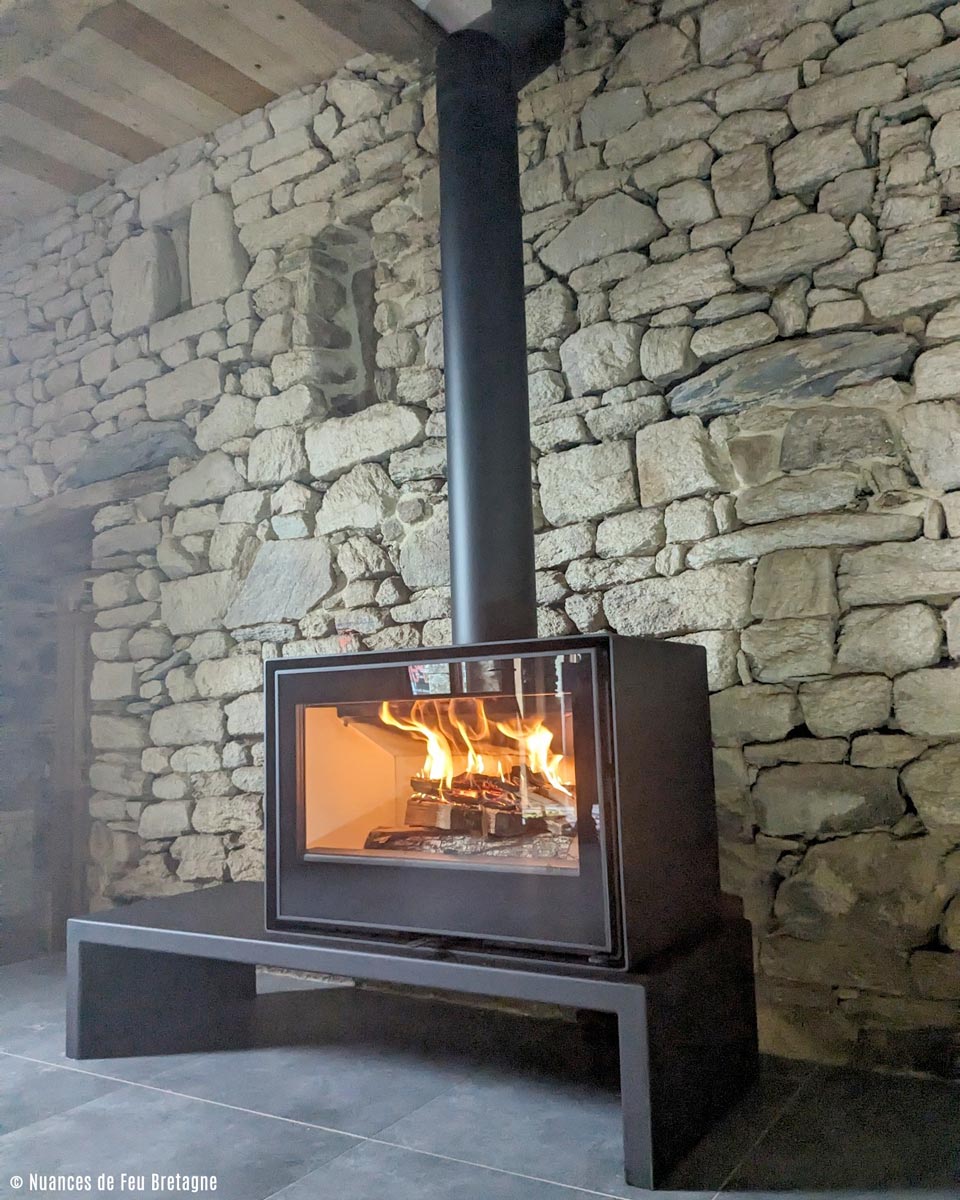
left=0, top=1049, right=630, bottom=1199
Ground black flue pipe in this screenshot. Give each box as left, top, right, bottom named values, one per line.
left=437, top=0, right=566, bottom=646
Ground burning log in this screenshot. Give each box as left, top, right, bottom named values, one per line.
left=483, top=808, right=524, bottom=837
left=405, top=798, right=482, bottom=833
left=510, top=764, right=572, bottom=807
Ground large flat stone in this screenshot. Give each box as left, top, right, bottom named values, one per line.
left=754, top=763, right=903, bottom=837
left=772, top=125, right=867, bottom=195
left=150, top=700, right=225, bottom=747
left=686, top=512, right=921, bottom=568
left=166, top=451, right=244, bottom=508
left=604, top=561, right=754, bottom=636
left=160, top=572, right=237, bottom=636
left=538, top=441, right=638, bottom=525
left=860, top=261, right=960, bottom=319
left=138, top=800, right=194, bottom=840
left=188, top=192, right=249, bottom=305
left=901, top=744, right=960, bottom=831
left=604, top=102, right=721, bottom=168
left=839, top=541, right=960, bottom=606
left=109, top=230, right=181, bottom=337
left=581, top=87, right=650, bottom=144
left=668, top=331, right=915, bottom=418
left=710, top=683, right=802, bottom=745
left=894, top=666, right=960, bottom=737
left=612, top=22, right=697, bottom=87
left=699, top=0, right=850, bottom=64
left=63, top=422, right=197, bottom=488
left=731, top=214, right=852, bottom=287
left=837, top=604, right=944, bottom=677
left=224, top=539, right=334, bottom=628
left=780, top=406, right=897, bottom=471
left=735, top=469, right=860, bottom=524
left=610, top=248, right=735, bottom=318
left=787, top=63, right=906, bottom=130
left=901, top=400, right=960, bottom=490
left=399, top=505, right=450, bottom=589
left=146, top=360, right=223, bottom=421
left=752, top=547, right=838, bottom=619
left=140, top=162, right=213, bottom=227
left=773, top=832, right=954, bottom=949
left=825, top=14, right=943, bottom=75
left=740, top=616, right=836, bottom=681
left=760, top=932, right=911, bottom=995
left=539, top=193, right=664, bottom=276
left=306, top=404, right=424, bottom=481
left=636, top=415, right=732, bottom=505
left=559, top=321, right=642, bottom=395
left=315, top=463, right=399, bottom=535
left=799, top=674, right=892, bottom=737
left=148, top=302, right=224, bottom=354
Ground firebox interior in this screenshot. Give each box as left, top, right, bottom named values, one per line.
left=301, top=688, right=581, bottom=872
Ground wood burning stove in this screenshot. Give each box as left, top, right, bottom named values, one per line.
left=266, top=633, right=720, bottom=968
left=66, top=9, right=757, bottom=1185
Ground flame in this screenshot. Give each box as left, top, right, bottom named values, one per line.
left=449, top=698, right=490, bottom=776
left=379, top=697, right=573, bottom=798
left=379, top=700, right=454, bottom=787
left=495, top=716, right=573, bottom=796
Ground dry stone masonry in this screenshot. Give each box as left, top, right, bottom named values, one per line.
left=1, top=0, right=960, bottom=1072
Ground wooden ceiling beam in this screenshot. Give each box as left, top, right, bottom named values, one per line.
left=60, top=31, right=236, bottom=138
left=0, top=101, right=127, bottom=180
left=129, top=0, right=314, bottom=95
left=81, top=1, right=278, bottom=114
left=295, top=0, right=441, bottom=62
left=0, top=141, right=102, bottom=196
left=28, top=49, right=200, bottom=149
left=0, top=78, right=165, bottom=163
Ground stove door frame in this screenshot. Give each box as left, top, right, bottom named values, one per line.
left=265, top=637, right=622, bottom=962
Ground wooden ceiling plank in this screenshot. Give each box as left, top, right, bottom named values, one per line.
left=59, top=31, right=238, bottom=136
left=27, top=54, right=193, bottom=148
left=129, top=0, right=311, bottom=95
left=2, top=78, right=165, bottom=162
left=0, top=142, right=98, bottom=197
left=82, top=1, right=278, bottom=113
left=295, top=0, right=441, bottom=61
left=0, top=101, right=127, bottom=179
left=212, top=0, right=359, bottom=75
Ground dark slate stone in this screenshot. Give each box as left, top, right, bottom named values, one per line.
left=63, top=422, right=197, bottom=488
left=667, top=331, right=916, bottom=418
left=780, top=407, right=896, bottom=471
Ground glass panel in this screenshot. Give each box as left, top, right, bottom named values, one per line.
left=300, top=652, right=591, bottom=873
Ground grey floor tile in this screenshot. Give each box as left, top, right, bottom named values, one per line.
left=666, top=1056, right=816, bottom=1191
left=373, top=1068, right=651, bottom=1198
left=0, top=955, right=65, bottom=1001
left=143, top=1040, right=465, bottom=1136
left=0, top=1054, right=122, bottom=1136
left=268, top=1136, right=716, bottom=1200
left=0, top=1079, right=356, bottom=1200
left=724, top=1065, right=960, bottom=1192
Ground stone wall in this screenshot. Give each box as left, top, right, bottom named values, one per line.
left=1, top=0, right=960, bottom=1072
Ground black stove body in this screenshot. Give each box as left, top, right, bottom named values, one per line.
left=265, top=633, right=720, bottom=970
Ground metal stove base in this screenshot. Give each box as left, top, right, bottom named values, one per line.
left=66, top=882, right=757, bottom=1189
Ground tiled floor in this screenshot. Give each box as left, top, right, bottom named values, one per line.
left=1, top=955, right=958, bottom=1199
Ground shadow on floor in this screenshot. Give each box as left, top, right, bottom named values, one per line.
left=0, top=958, right=957, bottom=1199
left=245, top=982, right=960, bottom=1196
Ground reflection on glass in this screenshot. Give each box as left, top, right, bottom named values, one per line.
left=301, top=654, right=584, bottom=873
